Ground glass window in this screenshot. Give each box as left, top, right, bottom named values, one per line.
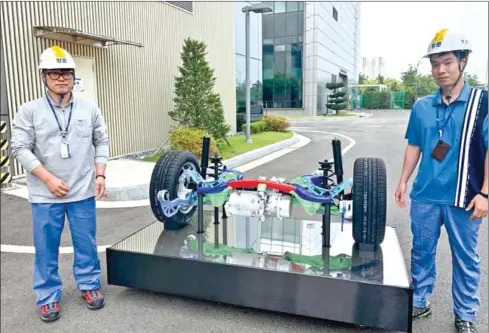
left=273, top=13, right=287, bottom=37
left=274, top=44, right=286, bottom=52
left=259, top=6, right=304, bottom=109
left=263, top=15, right=274, bottom=38
left=298, top=11, right=304, bottom=35
left=298, top=1, right=304, bottom=11
left=286, top=1, right=298, bottom=12
left=250, top=59, right=262, bottom=105
left=285, top=12, right=299, bottom=36
left=263, top=44, right=274, bottom=80
left=274, top=37, right=288, bottom=45
left=274, top=2, right=286, bottom=13
left=274, top=51, right=286, bottom=73
left=262, top=1, right=274, bottom=14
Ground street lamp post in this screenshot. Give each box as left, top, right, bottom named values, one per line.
left=241, top=3, right=272, bottom=143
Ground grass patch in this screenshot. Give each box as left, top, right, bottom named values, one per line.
left=218, top=131, right=293, bottom=159
left=142, top=131, right=293, bottom=162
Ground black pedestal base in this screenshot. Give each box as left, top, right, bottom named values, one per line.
left=106, top=211, right=413, bottom=332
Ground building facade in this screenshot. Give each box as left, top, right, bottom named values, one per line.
left=0, top=1, right=236, bottom=179
left=262, top=1, right=361, bottom=116
left=234, top=1, right=264, bottom=127
left=360, top=56, right=386, bottom=79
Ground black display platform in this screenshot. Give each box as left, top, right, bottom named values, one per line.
left=106, top=210, right=413, bottom=332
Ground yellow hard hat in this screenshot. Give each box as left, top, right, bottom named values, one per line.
left=38, top=45, right=76, bottom=69
left=424, top=28, right=472, bottom=58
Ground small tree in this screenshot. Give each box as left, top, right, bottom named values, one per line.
left=168, top=38, right=230, bottom=143
left=326, top=82, right=347, bottom=114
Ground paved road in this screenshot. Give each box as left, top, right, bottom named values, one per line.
left=1, top=110, right=487, bottom=333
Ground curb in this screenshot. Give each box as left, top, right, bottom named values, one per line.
left=220, top=132, right=300, bottom=169
left=102, top=132, right=301, bottom=202
left=287, top=113, right=372, bottom=123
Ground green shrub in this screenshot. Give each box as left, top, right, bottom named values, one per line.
left=362, top=91, right=392, bottom=109
left=236, top=113, right=245, bottom=132
left=241, top=120, right=269, bottom=134
left=263, top=115, right=290, bottom=132
left=169, top=127, right=218, bottom=158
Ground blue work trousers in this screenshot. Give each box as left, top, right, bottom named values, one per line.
left=31, top=196, right=101, bottom=307
left=410, top=199, right=482, bottom=322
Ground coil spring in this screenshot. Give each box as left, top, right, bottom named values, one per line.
left=318, top=160, right=335, bottom=189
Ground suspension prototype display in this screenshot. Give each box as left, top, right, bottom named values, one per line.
left=149, top=136, right=387, bottom=246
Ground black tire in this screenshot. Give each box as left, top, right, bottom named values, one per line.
left=351, top=157, right=387, bottom=246
left=149, top=150, right=200, bottom=230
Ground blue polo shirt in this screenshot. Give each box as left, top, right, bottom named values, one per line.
left=405, top=82, right=488, bottom=204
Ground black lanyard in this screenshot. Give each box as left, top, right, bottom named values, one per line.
left=46, top=96, right=73, bottom=140
left=436, top=104, right=456, bottom=139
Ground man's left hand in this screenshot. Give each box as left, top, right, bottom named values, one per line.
left=95, top=176, right=106, bottom=200
left=466, top=194, right=488, bottom=220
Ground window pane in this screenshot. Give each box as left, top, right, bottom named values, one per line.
left=262, top=1, right=274, bottom=14
left=274, top=44, right=286, bottom=52
left=273, top=13, right=287, bottom=37
left=235, top=55, right=246, bottom=112
left=286, top=1, right=298, bottom=12
left=274, top=37, right=288, bottom=44
left=250, top=59, right=262, bottom=105
left=263, top=15, right=274, bottom=38
left=298, top=11, right=304, bottom=35
left=285, top=12, right=298, bottom=36
left=263, top=44, right=274, bottom=80
left=274, top=51, right=286, bottom=73
left=274, top=1, right=286, bottom=13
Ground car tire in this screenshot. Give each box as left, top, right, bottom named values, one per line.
left=351, top=157, right=387, bottom=246
left=149, top=150, right=200, bottom=230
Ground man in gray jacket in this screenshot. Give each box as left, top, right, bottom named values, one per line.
left=11, top=45, right=110, bottom=322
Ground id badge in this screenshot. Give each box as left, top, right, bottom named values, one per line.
left=431, top=140, right=450, bottom=162
left=61, top=142, right=71, bottom=159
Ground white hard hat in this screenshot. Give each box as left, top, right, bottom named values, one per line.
left=38, top=45, right=76, bottom=70
left=423, top=29, right=472, bottom=58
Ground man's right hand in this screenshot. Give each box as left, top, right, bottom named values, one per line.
left=395, top=181, right=407, bottom=208
left=45, top=176, right=69, bottom=198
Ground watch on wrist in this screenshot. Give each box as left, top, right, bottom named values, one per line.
left=96, top=175, right=106, bottom=179
left=479, top=191, right=488, bottom=199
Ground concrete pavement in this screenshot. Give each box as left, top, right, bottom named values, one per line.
left=1, top=110, right=487, bottom=333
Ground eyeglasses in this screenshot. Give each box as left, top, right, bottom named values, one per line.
left=46, top=71, right=74, bottom=80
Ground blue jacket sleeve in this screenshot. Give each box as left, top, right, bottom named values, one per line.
left=405, top=103, right=421, bottom=146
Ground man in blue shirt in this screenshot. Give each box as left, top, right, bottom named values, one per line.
left=395, top=29, right=488, bottom=333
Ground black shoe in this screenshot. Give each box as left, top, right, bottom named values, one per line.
left=412, top=305, right=432, bottom=319
left=39, top=302, right=60, bottom=322
left=81, top=289, right=105, bottom=310
left=455, top=317, right=477, bottom=333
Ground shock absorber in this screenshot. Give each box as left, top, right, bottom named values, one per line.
left=209, top=154, right=223, bottom=226
left=332, top=138, right=344, bottom=193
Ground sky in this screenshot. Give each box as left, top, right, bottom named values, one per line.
left=358, top=1, right=488, bottom=82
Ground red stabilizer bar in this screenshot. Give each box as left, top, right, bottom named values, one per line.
left=227, top=179, right=296, bottom=193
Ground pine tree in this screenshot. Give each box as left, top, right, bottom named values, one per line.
left=169, top=38, right=230, bottom=142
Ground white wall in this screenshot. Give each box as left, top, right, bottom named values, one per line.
left=303, top=1, right=360, bottom=115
